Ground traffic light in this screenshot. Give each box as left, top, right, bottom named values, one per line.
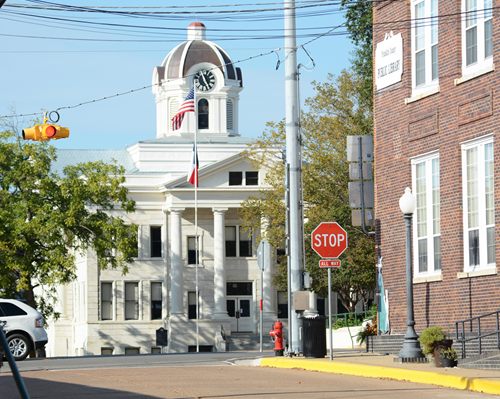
left=22, top=123, right=70, bottom=141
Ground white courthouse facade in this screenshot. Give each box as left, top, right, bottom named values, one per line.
left=46, top=22, right=279, bottom=356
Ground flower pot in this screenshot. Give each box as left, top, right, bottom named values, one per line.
left=433, top=339, right=454, bottom=367
left=440, top=357, right=458, bottom=368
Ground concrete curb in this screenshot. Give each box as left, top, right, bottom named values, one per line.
left=259, top=358, right=500, bottom=396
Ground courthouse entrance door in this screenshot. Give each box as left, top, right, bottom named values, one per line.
left=226, top=282, right=253, bottom=332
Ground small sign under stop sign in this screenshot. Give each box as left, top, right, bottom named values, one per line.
left=319, top=259, right=341, bottom=268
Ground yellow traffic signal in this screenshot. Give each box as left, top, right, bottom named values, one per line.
left=22, top=124, right=70, bottom=141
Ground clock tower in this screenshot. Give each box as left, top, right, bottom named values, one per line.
left=152, top=22, right=243, bottom=138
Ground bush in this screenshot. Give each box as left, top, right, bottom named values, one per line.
left=419, top=326, right=446, bottom=355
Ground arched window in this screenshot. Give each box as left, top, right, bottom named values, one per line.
left=226, top=99, right=234, bottom=130
left=198, top=99, right=209, bottom=130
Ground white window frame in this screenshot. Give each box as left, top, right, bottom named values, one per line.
left=461, top=135, right=495, bottom=272
left=411, top=152, right=441, bottom=277
left=461, top=0, right=494, bottom=78
left=411, top=0, right=439, bottom=95
left=100, top=281, right=114, bottom=321
left=124, top=281, right=139, bottom=320
left=225, top=225, right=254, bottom=258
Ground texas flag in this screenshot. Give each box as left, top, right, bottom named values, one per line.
left=188, top=143, right=199, bottom=186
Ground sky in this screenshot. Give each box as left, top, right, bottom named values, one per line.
left=0, top=0, right=353, bottom=150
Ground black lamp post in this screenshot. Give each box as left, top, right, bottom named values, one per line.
left=398, top=187, right=425, bottom=362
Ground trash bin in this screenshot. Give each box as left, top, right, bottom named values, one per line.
left=302, top=316, right=326, bottom=358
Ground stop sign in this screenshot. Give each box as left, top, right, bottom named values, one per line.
left=311, top=222, right=348, bottom=258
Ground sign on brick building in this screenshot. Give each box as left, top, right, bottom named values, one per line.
left=375, top=31, right=403, bottom=91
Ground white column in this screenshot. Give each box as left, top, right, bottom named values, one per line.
left=213, top=208, right=228, bottom=319
left=169, top=209, right=184, bottom=316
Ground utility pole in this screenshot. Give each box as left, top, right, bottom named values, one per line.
left=284, top=0, right=303, bottom=355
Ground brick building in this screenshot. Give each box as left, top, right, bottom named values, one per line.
left=373, top=1, right=498, bottom=334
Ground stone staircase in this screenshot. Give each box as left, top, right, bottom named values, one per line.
left=225, top=333, right=273, bottom=351
left=367, top=333, right=500, bottom=369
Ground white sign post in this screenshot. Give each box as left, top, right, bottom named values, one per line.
left=375, top=31, right=403, bottom=91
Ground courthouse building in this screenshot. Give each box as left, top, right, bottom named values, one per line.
left=373, top=1, right=498, bottom=333
left=46, top=22, right=279, bottom=356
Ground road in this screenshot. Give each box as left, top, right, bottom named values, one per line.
left=1, top=353, right=498, bottom=399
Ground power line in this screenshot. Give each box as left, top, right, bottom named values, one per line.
left=0, top=47, right=282, bottom=119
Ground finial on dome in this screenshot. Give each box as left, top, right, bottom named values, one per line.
left=187, top=22, right=206, bottom=40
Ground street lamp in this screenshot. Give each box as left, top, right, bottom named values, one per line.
left=398, top=187, right=425, bottom=362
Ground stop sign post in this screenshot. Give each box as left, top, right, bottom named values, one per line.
left=311, top=222, right=348, bottom=259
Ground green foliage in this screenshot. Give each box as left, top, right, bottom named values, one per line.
left=419, top=326, right=447, bottom=355
left=242, top=71, right=375, bottom=312
left=0, top=131, right=136, bottom=318
left=439, top=347, right=458, bottom=361
left=340, top=0, right=373, bottom=109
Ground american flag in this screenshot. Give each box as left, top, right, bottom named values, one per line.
left=171, top=87, right=195, bottom=130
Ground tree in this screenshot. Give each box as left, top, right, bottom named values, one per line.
left=242, top=71, right=375, bottom=313
left=0, top=131, right=137, bottom=318
left=341, top=0, right=373, bottom=109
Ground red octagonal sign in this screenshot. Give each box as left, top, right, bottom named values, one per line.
left=311, top=222, right=348, bottom=259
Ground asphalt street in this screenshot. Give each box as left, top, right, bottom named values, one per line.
left=1, top=353, right=498, bottom=399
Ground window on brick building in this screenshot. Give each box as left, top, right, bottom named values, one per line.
left=461, top=0, right=493, bottom=77
left=411, top=0, right=439, bottom=92
left=412, top=153, right=441, bottom=275
left=462, top=136, right=495, bottom=271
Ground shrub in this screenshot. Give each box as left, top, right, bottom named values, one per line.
left=419, top=326, right=446, bottom=356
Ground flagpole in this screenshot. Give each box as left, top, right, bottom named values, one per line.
left=194, top=87, right=199, bottom=354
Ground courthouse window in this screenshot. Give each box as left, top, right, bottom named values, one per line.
left=100, top=282, right=113, bottom=320
left=225, top=226, right=237, bottom=257
left=150, top=226, right=162, bottom=258
left=151, top=282, right=162, bottom=320
left=125, top=282, right=139, bottom=320
left=412, top=154, right=441, bottom=275
left=462, top=136, right=495, bottom=270
left=239, top=227, right=253, bottom=257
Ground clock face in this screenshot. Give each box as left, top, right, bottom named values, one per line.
left=194, top=69, right=216, bottom=92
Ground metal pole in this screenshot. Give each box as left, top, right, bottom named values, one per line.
left=0, top=325, right=30, bottom=399
left=260, top=264, right=264, bottom=353
left=328, top=268, right=333, bottom=361
left=194, top=91, right=199, bottom=354
left=285, top=163, right=292, bottom=354
left=398, top=213, right=424, bottom=361
left=284, top=0, right=303, bottom=356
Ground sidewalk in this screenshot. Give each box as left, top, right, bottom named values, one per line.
left=259, top=352, right=500, bottom=396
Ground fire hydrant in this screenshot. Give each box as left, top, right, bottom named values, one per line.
left=269, top=320, right=284, bottom=356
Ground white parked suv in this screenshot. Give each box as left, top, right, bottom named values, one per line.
left=0, top=299, right=48, bottom=361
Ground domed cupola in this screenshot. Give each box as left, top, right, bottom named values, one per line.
left=152, top=22, right=243, bottom=139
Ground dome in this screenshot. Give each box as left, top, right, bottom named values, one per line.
left=155, top=22, right=241, bottom=84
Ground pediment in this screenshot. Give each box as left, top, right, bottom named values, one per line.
left=164, top=152, right=259, bottom=190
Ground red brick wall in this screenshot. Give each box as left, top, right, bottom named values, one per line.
left=373, top=0, right=499, bottom=334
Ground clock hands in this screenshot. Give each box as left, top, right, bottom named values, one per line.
left=201, top=71, right=209, bottom=88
